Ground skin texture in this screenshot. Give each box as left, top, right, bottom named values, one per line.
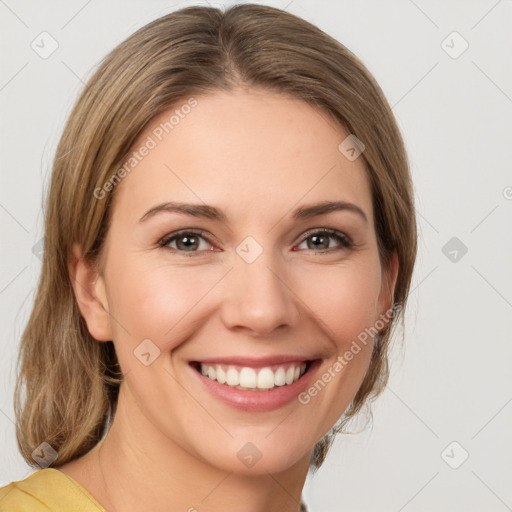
left=61, top=88, right=399, bottom=512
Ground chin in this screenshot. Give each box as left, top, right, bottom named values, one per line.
left=191, top=428, right=316, bottom=476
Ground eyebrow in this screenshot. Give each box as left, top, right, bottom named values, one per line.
left=138, top=200, right=368, bottom=225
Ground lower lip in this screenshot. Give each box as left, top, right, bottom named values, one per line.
left=190, top=360, right=321, bottom=412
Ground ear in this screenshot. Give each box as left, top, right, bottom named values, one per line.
left=376, top=249, right=399, bottom=331
left=68, top=242, right=112, bottom=342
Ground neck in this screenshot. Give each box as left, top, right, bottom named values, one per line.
left=93, top=383, right=311, bottom=512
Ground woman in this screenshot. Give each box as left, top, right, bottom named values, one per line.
left=0, top=3, right=417, bottom=511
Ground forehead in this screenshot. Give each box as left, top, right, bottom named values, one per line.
left=112, top=88, right=373, bottom=227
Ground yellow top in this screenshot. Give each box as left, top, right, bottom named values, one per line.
left=0, top=468, right=106, bottom=511
left=0, top=468, right=309, bottom=511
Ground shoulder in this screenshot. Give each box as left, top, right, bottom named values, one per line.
left=0, top=468, right=105, bottom=512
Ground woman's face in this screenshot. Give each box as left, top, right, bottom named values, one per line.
left=85, top=88, right=398, bottom=475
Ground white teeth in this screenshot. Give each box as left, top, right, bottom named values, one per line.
left=256, top=368, right=275, bottom=389
left=239, top=367, right=257, bottom=388
left=216, top=366, right=226, bottom=384
left=274, top=367, right=286, bottom=386
left=285, top=367, right=295, bottom=385
left=226, top=367, right=239, bottom=386
left=198, top=362, right=307, bottom=390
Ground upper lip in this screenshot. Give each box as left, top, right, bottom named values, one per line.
left=189, top=355, right=315, bottom=367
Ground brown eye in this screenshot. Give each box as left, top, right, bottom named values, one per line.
left=175, top=234, right=200, bottom=251
left=159, top=230, right=213, bottom=254
left=296, top=229, right=352, bottom=252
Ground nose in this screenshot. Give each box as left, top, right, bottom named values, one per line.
left=219, top=249, right=301, bottom=337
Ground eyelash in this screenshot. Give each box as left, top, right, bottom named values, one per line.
left=157, top=228, right=353, bottom=256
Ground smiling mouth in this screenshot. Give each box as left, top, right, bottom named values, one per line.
left=189, top=360, right=314, bottom=391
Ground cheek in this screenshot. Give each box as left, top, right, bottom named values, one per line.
left=294, top=260, right=382, bottom=346
left=105, top=254, right=223, bottom=351
left=284, top=262, right=382, bottom=438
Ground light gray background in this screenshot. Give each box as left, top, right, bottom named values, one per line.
left=1, top=1, right=511, bottom=511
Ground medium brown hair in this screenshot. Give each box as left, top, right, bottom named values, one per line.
left=14, top=3, right=417, bottom=470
